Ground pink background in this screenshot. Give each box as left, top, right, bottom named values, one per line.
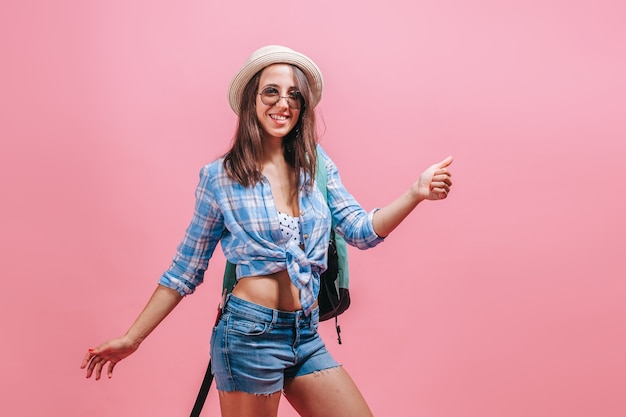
left=1, top=1, right=625, bottom=416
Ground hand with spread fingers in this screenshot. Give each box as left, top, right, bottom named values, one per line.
left=81, top=336, right=138, bottom=380
left=414, top=156, right=454, bottom=202
left=80, top=285, right=182, bottom=381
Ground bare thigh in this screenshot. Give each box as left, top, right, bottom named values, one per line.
left=218, top=390, right=282, bottom=417
left=283, top=366, right=374, bottom=417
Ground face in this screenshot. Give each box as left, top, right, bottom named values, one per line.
left=255, top=64, right=301, bottom=141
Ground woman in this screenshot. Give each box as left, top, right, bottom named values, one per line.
left=81, top=45, right=453, bottom=417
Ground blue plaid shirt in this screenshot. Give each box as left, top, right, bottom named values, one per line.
left=158, top=146, right=384, bottom=315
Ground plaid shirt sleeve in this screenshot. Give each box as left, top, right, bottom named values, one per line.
left=318, top=146, right=384, bottom=249
left=158, top=165, right=225, bottom=296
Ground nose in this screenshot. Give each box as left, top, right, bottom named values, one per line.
left=275, top=96, right=290, bottom=108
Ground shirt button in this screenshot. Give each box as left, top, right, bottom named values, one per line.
left=303, top=234, right=309, bottom=239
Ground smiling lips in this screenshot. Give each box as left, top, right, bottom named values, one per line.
left=270, top=114, right=289, bottom=124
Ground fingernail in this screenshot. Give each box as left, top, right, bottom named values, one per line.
left=88, top=348, right=94, bottom=352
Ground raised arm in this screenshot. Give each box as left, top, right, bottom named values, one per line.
left=80, top=284, right=183, bottom=380
left=372, top=156, right=453, bottom=237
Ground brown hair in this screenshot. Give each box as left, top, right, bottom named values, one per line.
left=223, top=64, right=318, bottom=191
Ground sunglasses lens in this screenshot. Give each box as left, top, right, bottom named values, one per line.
left=260, top=88, right=279, bottom=105
left=287, top=92, right=302, bottom=110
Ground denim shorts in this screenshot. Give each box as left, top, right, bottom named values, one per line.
left=210, top=294, right=340, bottom=394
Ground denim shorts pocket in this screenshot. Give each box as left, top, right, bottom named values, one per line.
left=228, top=316, right=270, bottom=336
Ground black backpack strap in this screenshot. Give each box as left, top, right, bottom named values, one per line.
left=190, top=298, right=225, bottom=417
left=190, top=360, right=213, bottom=417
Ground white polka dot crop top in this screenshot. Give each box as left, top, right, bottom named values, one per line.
left=277, top=211, right=304, bottom=246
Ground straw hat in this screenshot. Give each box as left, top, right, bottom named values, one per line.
left=228, top=45, right=324, bottom=115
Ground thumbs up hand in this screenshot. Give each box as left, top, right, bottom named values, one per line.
left=414, top=156, right=454, bottom=202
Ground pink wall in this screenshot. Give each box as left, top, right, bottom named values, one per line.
left=2, top=1, right=625, bottom=416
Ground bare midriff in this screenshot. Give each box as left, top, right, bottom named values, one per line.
left=231, top=269, right=314, bottom=312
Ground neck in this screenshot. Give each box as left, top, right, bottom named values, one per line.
left=261, top=136, right=285, bottom=165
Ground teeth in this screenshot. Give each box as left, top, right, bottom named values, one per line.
left=271, top=115, right=287, bottom=121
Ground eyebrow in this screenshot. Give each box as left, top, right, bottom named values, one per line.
left=261, top=83, right=299, bottom=90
